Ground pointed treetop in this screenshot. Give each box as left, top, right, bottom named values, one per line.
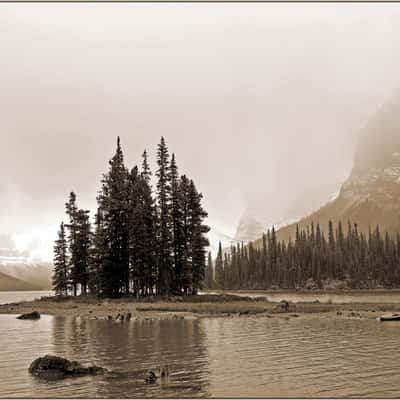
left=109, top=135, right=124, bottom=168
left=157, top=136, right=170, bottom=167
left=141, top=150, right=152, bottom=183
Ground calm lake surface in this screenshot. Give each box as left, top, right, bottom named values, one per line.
left=2, top=312, right=400, bottom=398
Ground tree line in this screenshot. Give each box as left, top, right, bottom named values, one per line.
left=52, top=137, right=209, bottom=298
left=206, top=221, right=400, bottom=290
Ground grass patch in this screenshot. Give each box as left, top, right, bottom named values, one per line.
left=135, top=301, right=271, bottom=314
left=37, top=293, right=263, bottom=304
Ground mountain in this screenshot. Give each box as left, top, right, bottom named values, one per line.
left=0, top=271, right=42, bottom=291
left=270, top=92, right=400, bottom=243
left=0, top=261, right=52, bottom=290
left=0, top=234, right=52, bottom=290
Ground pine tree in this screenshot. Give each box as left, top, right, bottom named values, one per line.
left=215, top=242, right=224, bottom=289
left=156, top=137, right=173, bottom=296
left=89, top=208, right=105, bottom=295
left=97, top=137, right=130, bottom=298
left=170, top=154, right=184, bottom=293
left=72, top=208, right=91, bottom=294
left=141, top=149, right=152, bottom=184
left=65, top=191, right=78, bottom=296
left=52, top=222, right=69, bottom=296
left=140, top=156, right=158, bottom=296
left=128, top=165, right=158, bottom=296
left=204, top=251, right=214, bottom=289
left=188, top=179, right=210, bottom=294
left=179, top=174, right=192, bottom=293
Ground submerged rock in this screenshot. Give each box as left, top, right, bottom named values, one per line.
left=279, top=300, right=290, bottom=312
left=145, top=370, right=157, bottom=384
left=145, top=365, right=170, bottom=384
left=17, top=311, right=40, bottom=320
left=29, top=355, right=106, bottom=379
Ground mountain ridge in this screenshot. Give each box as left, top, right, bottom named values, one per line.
left=0, top=271, right=42, bottom=291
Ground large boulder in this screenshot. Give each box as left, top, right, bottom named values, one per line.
left=17, top=311, right=40, bottom=320
left=29, top=355, right=106, bottom=379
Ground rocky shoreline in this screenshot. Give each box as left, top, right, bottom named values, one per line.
left=1, top=294, right=400, bottom=322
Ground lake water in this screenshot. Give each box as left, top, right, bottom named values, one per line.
left=2, top=312, right=400, bottom=398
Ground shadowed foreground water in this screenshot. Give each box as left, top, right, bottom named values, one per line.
left=1, top=314, right=400, bottom=398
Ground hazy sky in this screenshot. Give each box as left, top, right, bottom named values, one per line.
left=1, top=3, right=400, bottom=259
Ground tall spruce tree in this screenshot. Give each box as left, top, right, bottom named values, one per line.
left=52, top=222, right=69, bottom=296
left=89, top=208, right=105, bottom=295
left=179, top=174, right=192, bottom=293
left=156, top=137, right=173, bottom=296
left=170, top=154, right=184, bottom=293
left=65, top=192, right=78, bottom=295
left=140, top=154, right=158, bottom=295
left=72, top=209, right=91, bottom=294
left=128, top=164, right=157, bottom=296
left=205, top=251, right=214, bottom=289
left=97, top=137, right=130, bottom=298
left=188, top=180, right=210, bottom=294
left=215, top=242, right=224, bottom=289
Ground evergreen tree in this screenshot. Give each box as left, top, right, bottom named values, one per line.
left=215, top=242, right=224, bottom=289
left=188, top=179, right=210, bottom=294
left=72, top=208, right=91, bottom=294
left=141, top=149, right=152, bottom=184
left=140, top=156, right=158, bottom=296
left=156, top=137, right=173, bottom=296
left=179, top=174, right=192, bottom=292
left=89, top=208, right=105, bottom=295
left=170, top=154, right=184, bottom=293
left=128, top=165, right=158, bottom=296
left=205, top=251, right=214, bottom=289
left=52, top=222, right=69, bottom=296
left=65, top=191, right=78, bottom=295
left=97, top=137, right=130, bottom=298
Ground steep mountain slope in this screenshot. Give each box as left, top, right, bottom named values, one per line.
left=0, top=261, right=52, bottom=290
left=273, top=93, right=400, bottom=243
left=0, top=271, right=42, bottom=291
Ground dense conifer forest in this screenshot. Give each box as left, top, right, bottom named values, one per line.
left=207, top=222, right=400, bottom=290
left=52, top=137, right=210, bottom=298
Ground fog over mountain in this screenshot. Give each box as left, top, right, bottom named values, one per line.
left=1, top=4, right=400, bottom=260
left=265, top=91, right=400, bottom=245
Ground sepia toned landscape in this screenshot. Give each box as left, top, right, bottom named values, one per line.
left=2, top=3, right=400, bottom=398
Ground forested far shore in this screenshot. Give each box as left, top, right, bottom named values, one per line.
left=52, top=137, right=210, bottom=298
left=207, top=221, right=400, bottom=291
